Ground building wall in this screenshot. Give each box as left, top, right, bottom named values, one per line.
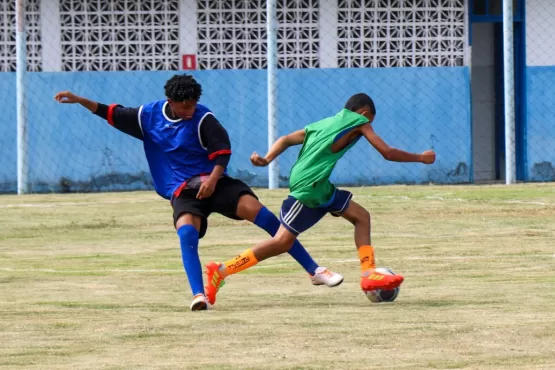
left=0, top=0, right=473, bottom=193
left=526, top=0, right=555, bottom=181
left=526, top=0, right=555, bottom=67
left=1, top=0, right=467, bottom=72
left=0, top=74, right=16, bottom=192
left=0, top=68, right=471, bottom=193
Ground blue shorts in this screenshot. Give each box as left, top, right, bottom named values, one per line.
left=279, top=189, right=353, bottom=236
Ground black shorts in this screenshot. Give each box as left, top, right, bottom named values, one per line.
left=171, top=176, right=257, bottom=238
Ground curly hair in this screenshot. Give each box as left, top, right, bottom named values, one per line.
left=164, top=74, right=203, bottom=102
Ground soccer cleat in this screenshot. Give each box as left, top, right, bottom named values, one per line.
left=190, top=293, right=209, bottom=311
left=204, top=261, right=226, bottom=305
left=360, top=269, right=404, bottom=291
left=310, top=267, right=344, bottom=287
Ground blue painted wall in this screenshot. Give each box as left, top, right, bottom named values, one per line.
left=526, top=66, right=555, bottom=182
left=0, top=67, right=471, bottom=193
left=0, top=74, right=16, bottom=192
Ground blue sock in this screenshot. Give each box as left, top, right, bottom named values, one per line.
left=177, top=225, right=204, bottom=297
left=253, top=206, right=319, bottom=275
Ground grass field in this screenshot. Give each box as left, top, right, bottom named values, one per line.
left=1, top=184, right=554, bottom=369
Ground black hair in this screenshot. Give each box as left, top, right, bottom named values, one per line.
left=344, top=93, right=376, bottom=115
left=164, top=74, right=202, bottom=101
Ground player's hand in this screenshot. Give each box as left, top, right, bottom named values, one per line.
left=54, top=91, right=82, bottom=104
left=250, top=152, right=270, bottom=167
left=196, top=178, right=217, bottom=200
left=421, top=150, right=436, bottom=164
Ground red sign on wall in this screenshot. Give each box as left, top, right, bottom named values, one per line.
left=182, top=55, right=197, bottom=70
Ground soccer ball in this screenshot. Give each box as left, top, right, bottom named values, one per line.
left=364, top=267, right=400, bottom=303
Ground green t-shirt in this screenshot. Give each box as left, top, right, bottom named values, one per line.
left=289, top=109, right=369, bottom=207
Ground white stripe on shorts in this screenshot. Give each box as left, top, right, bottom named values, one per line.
left=283, top=200, right=302, bottom=224
left=337, top=193, right=353, bottom=214
left=286, top=201, right=304, bottom=224
left=280, top=209, right=302, bottom=234
left=282, top=200, right=300, bottom=224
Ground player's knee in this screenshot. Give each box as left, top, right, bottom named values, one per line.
left=236, top=194, right=263, bottom=222
left=175, top=213, right=202, bottom=231
left=355, top=208, right=371, bottom=227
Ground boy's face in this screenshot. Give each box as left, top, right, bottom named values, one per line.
left=355, top=107, right=376, bottom=123
left=168, top=99, right=197, bottom=120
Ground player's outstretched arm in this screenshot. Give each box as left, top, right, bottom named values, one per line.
left=360, top=124, right=435, bottom=164
left=250, top=129, right=306, bottom=167
left=54, top=91, right=143, bottom=140
left=54, top=91, right=99, bottom=113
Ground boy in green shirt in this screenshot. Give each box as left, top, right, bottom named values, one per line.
left=205, top=93, right=436, bottom=305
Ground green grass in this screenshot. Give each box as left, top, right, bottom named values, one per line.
left=1, top=184, right=555, bottom=369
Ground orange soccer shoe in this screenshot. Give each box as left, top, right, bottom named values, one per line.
left=204, top=262, right=225, bottom=305
left=360, top=269, right=404, bottom=291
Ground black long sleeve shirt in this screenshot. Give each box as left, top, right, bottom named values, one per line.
left=93, top=102, right=231, bottom=167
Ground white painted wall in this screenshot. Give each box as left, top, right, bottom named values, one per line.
left=40, top=0, right=61, bottom=72
left=179, top=0, right=197, bottom=69
left=319, top=0, right=338, bottom=68
left=526, top=0, right=555, bottom=66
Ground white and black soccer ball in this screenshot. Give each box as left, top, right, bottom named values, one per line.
left=364, top=267, right=400, bottom=303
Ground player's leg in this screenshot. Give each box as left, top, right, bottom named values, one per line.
left=211, top=177, right=336, bottom=280
left=242, top=193, right=342, bottom=287
left=224, top=224, right=298, bottom=274
left=330, top=194, right=373, bottom=271
left=235, top=193, right=320, bottom=275
left=204, top=225, right=297, bottom=304
left=339, top=197, right=404, bottom=291
left=172, top=191, right=210, bottom=311
left=338, top=200, right=376, bottom=272
left=205, top=196, right=342, bottom=305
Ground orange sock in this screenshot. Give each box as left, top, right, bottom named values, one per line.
left=223, top=249, right=258, bottom=277
left=358, top=245, right=376, bottom=272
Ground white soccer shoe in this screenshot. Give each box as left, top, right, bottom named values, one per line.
left=310, top=267, right=344, bottom=287
left=190, top=293, right=210, bottom=311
